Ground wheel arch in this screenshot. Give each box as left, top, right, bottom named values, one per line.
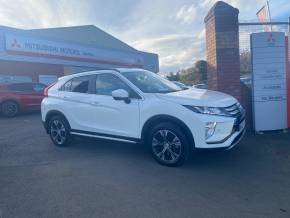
left=44, top=110, right=71, bottom=133
left=141, top=114, right=195, bottom=149
left=0, top=99, right=21, bottom=108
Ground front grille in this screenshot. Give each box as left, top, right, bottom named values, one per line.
left=224, top=102, right=243, bottom=117
left=224, top=103, right=245, bottom=131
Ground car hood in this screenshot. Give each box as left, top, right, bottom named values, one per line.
left=156, top=88, right=237, bottom=107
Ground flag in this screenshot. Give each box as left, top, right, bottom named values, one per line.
left=256, top=3, right=271, bottom=31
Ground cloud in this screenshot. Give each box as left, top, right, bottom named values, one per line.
left=200, top=0, right=216, bottom=9
left=176, top=4, right=197, bottom=24
left=0, top=0, right=86, bottom=28
left=132, top=34, right=205, bottom=72
left=0, top=0, right=288, bottom=72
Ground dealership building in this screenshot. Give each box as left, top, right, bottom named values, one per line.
left=0, top=25, right=159, bottom=85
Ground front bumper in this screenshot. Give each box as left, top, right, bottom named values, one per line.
left=192, top=102, right=246, bottom=149
left=199, top=119, right=245, bottom=148
left=226, top=127, right=246, bottom=150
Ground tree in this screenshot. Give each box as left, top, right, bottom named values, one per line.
left=179, top=60, right=207, bottom=85
left=166, top=72, right=180, bottom=81
left=180, top=67, right=195, bottom=85
left=240, top=50, right=251, bottom=76
left=194, top=60, right=207, bottom=83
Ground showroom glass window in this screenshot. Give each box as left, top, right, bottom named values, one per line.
left=33, top=83, right=47, bottom=93
left=0, top=75, right=32, bottom=84
left=95, top=73, right=139, bottom=98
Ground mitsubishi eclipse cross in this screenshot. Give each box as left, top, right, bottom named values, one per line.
left=41, top=68, right=246, bottom=167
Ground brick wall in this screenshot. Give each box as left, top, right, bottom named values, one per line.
left=204, top=1, right=242, bottom=103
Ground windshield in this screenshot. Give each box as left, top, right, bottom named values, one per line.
left=173, top=81, right=189, bottom=90
left=121, top=70, right=182, bottom=93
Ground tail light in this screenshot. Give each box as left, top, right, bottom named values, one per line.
left=44, top=82, right=56, bottom=97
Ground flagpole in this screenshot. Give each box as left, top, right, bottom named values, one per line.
left=267, top=0, right=272, bottom=31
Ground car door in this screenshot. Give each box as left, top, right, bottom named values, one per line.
left=8, top=83, right=38, bottom=110
left=57, top=75, right=95, bottom=131
left=85, top=73, right=141, bottom=140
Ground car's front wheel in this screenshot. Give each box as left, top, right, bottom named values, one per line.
left=148, top=122, right=190, bottom=167
left=48, top=115, right=73, bottom=146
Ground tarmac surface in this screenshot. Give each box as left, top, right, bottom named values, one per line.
left=0, top=113, right=290, bottom=218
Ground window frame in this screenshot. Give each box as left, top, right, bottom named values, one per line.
left=60, top=75, right=95, bottom=94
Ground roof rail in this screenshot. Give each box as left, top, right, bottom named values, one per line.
left=97, top=68, right=121, bottom=73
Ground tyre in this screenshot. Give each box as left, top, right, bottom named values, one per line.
left=48, top=115, right=73, bottom=146
left=1, top=101, right=19, bottom=117
left=147, top=122, right=190, bottom=167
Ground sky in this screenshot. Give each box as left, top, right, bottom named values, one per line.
left=0, top=0, right=289, bottom=72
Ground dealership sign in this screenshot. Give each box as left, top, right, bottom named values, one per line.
left=5, top=34, right=144, bottom=68
left=251, top=32, right=288, bottom=131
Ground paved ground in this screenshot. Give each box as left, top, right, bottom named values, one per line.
left=0, top=113, right=290, bottom=218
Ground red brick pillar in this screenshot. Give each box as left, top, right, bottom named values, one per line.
left=204, top=1, right=242, bottom=102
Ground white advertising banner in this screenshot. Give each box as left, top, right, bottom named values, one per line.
left=251, top=32, right=287, bottom=131
left=4, top=34, right=144, bottom=68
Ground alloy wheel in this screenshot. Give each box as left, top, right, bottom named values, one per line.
left=2, top=102, right=18, bottom=117
left=152, top=129, right=182, bottom=164
left=50, top=119, right=67, bottom=145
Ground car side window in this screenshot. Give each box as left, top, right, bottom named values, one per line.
left=71, top=76, right=90, bottom=93
left=8, top=83, right=33, bottom=92
left=62, top=76, right=90, bottom=93
left=95, top=73, right=139, bottom=98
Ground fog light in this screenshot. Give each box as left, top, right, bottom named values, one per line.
left=205, top=122, right=217, bottom=140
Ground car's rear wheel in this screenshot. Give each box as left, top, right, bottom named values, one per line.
left=148, top=122, right=190, bottom=167
left=1, top=101, right=19, bottom=117
left=48, top=115, right=73, bottom=146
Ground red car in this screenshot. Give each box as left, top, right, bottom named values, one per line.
left=0, top=82, right=47, bottom=117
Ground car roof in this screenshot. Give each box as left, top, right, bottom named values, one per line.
left=58, top=68, right=146, bottom=81
left=0, top=82, right=42, bottom=86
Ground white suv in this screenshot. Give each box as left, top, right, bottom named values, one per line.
left=41, top=68, right=245, bottom=166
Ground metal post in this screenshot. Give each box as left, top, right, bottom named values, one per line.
left=267, top=1, right=272, bottom=31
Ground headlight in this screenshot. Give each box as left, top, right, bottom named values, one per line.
left=184, top=105, right=229, bottom=116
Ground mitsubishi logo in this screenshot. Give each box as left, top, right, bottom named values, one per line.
left=267, top=33, right=275, bottom=45
left=11, top=39, right=21, bottom=48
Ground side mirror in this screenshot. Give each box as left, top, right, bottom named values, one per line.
left=112, top=89, right=131, bottom=104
